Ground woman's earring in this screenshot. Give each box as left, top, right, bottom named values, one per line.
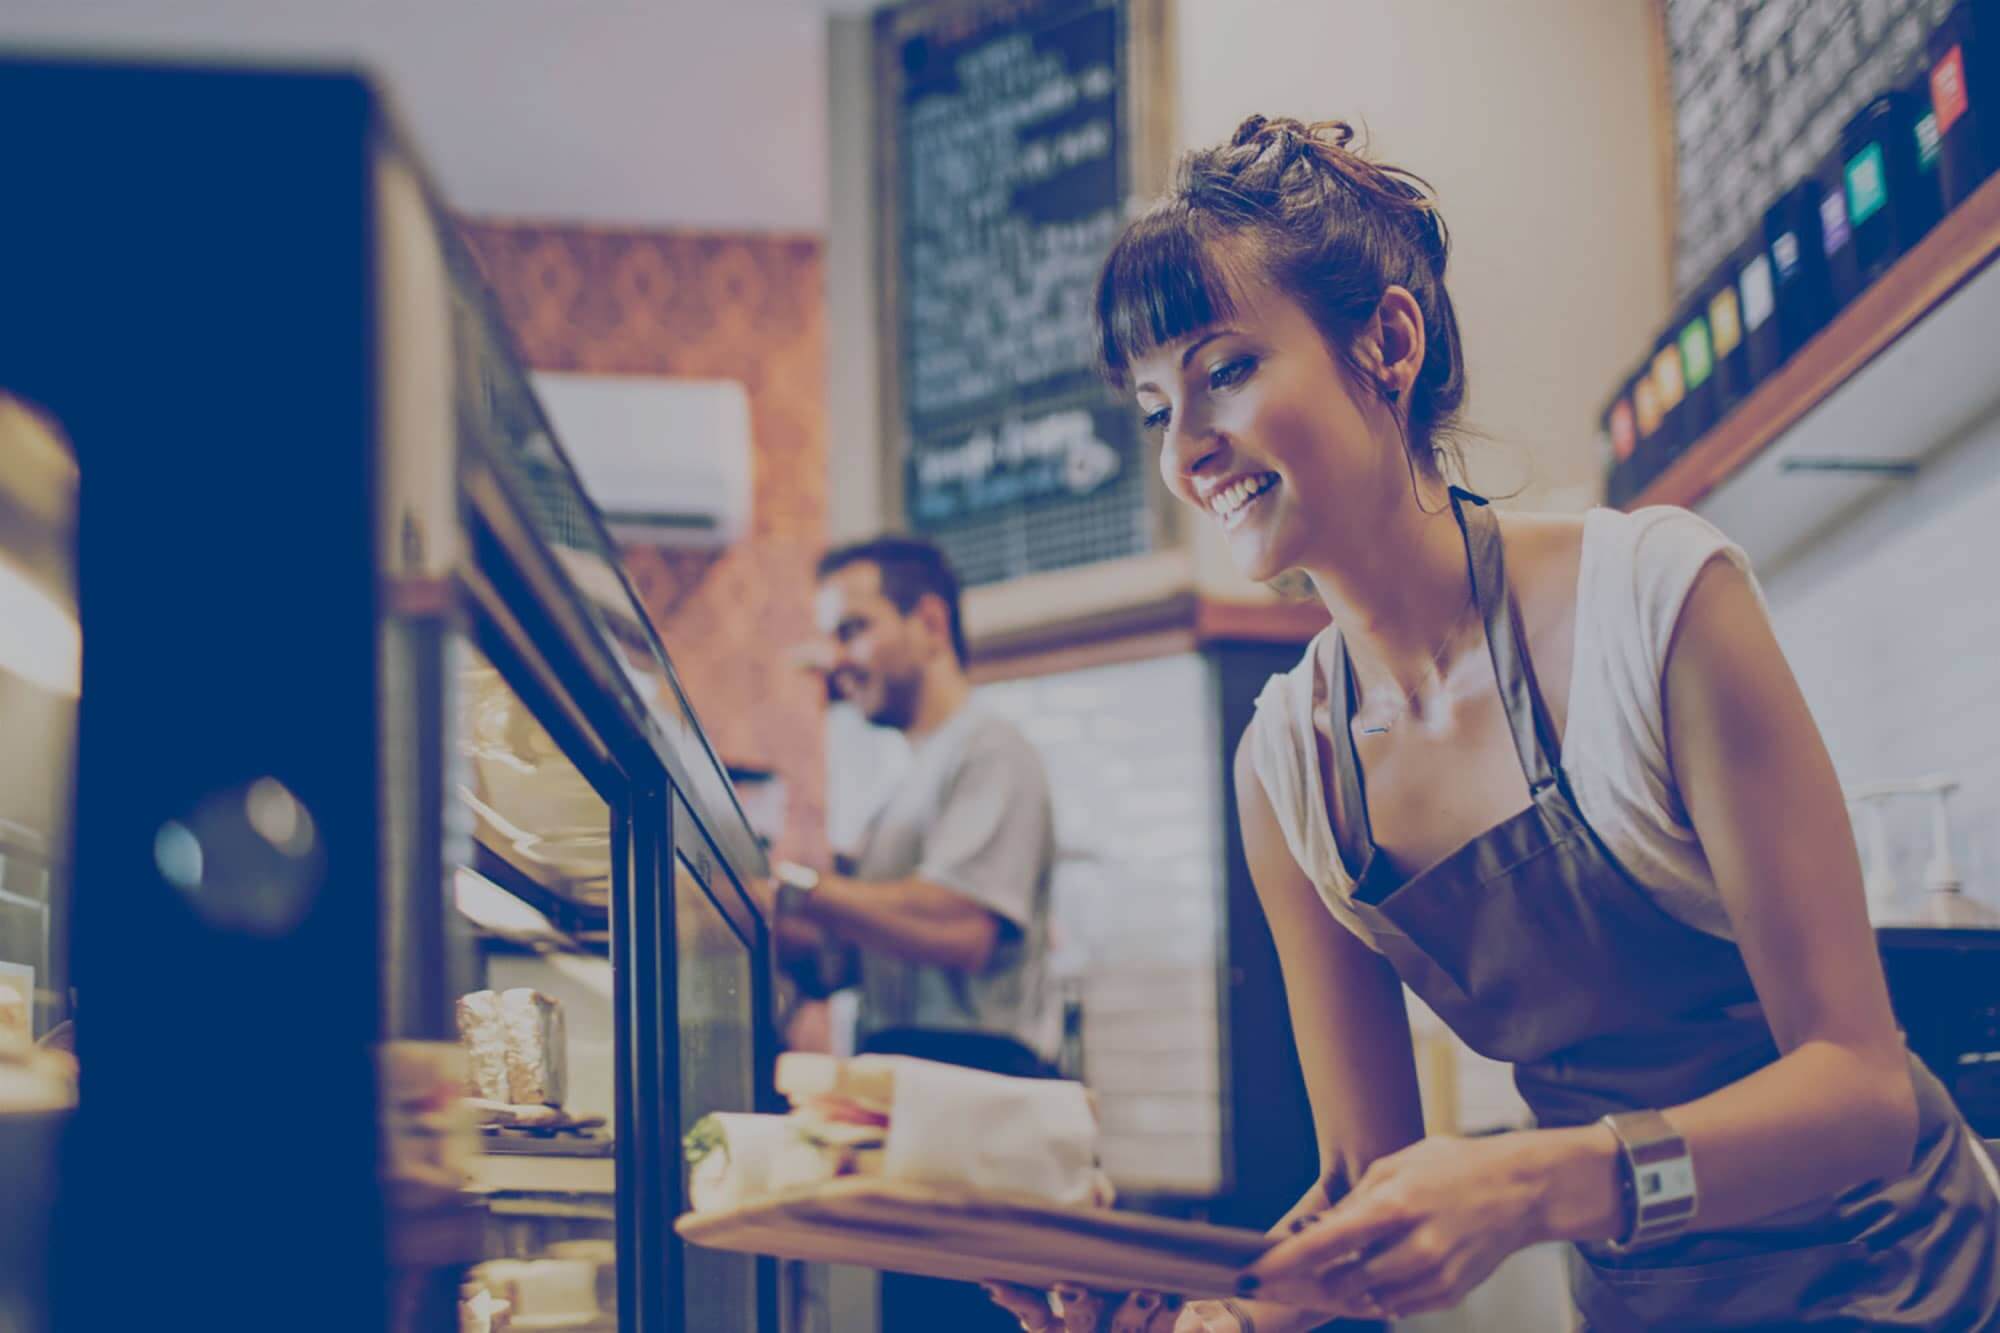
left=1384, top=386, right=1402, bottom=405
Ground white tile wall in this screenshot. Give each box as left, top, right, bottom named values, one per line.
left=1738, top=424, right=2000, bottom=918
left=976, top=653, right=1227, bottom=1195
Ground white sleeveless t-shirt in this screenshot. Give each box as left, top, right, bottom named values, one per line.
left=1246, top=505, right=1759, bottom=952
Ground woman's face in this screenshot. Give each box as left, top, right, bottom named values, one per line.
left=1129, top=274, right=1407, bottom=585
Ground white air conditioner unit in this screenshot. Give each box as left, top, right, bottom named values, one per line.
left=529, top=372, right=753, bottom=548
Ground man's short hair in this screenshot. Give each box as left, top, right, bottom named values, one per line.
left=816, top=535, right=968, bottom=666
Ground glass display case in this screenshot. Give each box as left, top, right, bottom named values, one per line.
left=0, top=56, right=773, bottom=1333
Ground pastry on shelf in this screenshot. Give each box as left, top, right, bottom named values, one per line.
left=456, top=988, right=566, bottom=1108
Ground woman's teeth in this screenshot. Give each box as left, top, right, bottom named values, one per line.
left=1209, top=473, right=1279, bottom=524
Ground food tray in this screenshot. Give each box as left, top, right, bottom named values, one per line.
left=676, top=1179, right=1273, bottom=1298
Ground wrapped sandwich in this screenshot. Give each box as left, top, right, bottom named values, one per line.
left=684, top=1053, right=1113, bottom=1213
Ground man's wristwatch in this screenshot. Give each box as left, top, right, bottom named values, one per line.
left=1600, top=1109, right=1698, bottom=1252
left=772, top=861, right=821, bottom=916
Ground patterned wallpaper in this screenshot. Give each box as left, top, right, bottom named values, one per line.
left=460, top=221, right=829, bottom=865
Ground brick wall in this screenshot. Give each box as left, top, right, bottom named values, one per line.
left=460, top=222, right=830, bottom=867
left=973, top=654, right=1228, bottom=1195
left=1666, top=0, right=1959, bottom=294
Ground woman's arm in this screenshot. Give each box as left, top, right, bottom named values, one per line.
left=1226, top=732, right=1428, bottom=1329
left=989, top=737, right=1427, bottom=1333
left=1236, top=728, right=1429, bottom=1187
left=1535, top=556, right=1918, bottom=1234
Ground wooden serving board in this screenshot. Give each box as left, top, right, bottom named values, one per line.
left=675, top=1180, right=1273, bottom=1298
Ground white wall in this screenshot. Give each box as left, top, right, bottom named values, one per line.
left=1172, top=0, right=1674, bottom=595
left=1754, top=424, right=2000, bottom=920
left=825, top=13, right=890, bottom=541
left=0, top=0, right=830, bottom=230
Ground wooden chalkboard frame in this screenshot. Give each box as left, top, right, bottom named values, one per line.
left=869, top=0, right=1178, bottom=560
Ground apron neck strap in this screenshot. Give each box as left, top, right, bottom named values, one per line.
left=1323, top=490, right=1565, bottom=872
left=1449, top=488, right=1561, bottom=794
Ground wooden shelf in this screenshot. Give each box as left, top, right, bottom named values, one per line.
left=968, top=594, right=1327, bottom=684
left=1630, top=170, right=2000, bottom=521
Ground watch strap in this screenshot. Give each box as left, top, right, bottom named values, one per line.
left=1601, top=1109, right=1697, bottom=1252
left=773, top=861, right=820, bottom=916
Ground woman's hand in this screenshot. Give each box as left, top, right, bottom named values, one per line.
left=1243, top=1133, right=1564, bottom=1319
left=983, top=1284, right=1257, bottom=1332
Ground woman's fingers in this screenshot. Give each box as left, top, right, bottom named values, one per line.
left=1108, top=1291, right=1182, bottom=1332
left=983, top=1282, right=1059, bottom=1331
left=1358, top=1267, right=1464, bottom=1321
left=980, top=1282, right=1197, bottom=1332
left=1173, top=1301, right=1232, bottom=1332
left=1308, top=1224, right=1443, bottom=1312
left=1052, top=1284, right=1110, bottom=1331
left=1247, top=1192, right=1407, bottom=1287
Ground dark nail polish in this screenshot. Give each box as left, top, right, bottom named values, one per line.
left=1132, top=1292, right=1160, bottom=1310
left=1235, top=1274, right=1260, bottom=1296
left=1163, top=1295, right=1184, bottom=1310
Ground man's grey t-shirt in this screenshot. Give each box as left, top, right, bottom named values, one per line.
left=850, top=704, right=1054, bottom=1056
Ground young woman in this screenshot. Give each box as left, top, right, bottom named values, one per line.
left=989, top=116, right=2000, bottom=1332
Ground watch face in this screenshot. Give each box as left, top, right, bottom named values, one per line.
left=1640, top=1158, right=1697, bottom=1203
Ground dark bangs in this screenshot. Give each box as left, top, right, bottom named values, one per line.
left=1095, top=202, right=1242, bottom=387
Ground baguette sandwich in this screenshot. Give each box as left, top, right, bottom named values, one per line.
left=685, top=1053, right=1114, bottom=1212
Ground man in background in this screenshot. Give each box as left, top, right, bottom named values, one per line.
left=759, top=535, right=1056, bottom=1328
left=767, top=534, right=1055, bottom=1075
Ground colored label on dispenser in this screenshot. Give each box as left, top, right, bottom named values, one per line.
left=1635, top=378, right=1662, bottom=437
left=1652, top=345, right=1685, bottom=410
left=1819, top=189, right=1853, bottom=255
left=1611, top=400, right=1636, bottom=460
left=1846, top=143, right=1888, bottom=226
left=1709, top=285, right=1743, bottom=357
left=1933, top=44, right=1970, bottom=135
left=1740, top=254, right=1776, bottom=330
left=1773, top=230, right=1803, bottom=278
left=1679, top=318, right=1714, bottom=390
left=1917, top=110, right=1943, bottom=171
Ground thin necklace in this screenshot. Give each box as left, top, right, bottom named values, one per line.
left=1354, top=591, right=1479, bottom=737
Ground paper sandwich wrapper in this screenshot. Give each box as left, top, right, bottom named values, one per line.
left=694, top=1054, right=1108, bottom=1211
left=880, top=1057, right=1100, bottom=1207
left=687, top=1111, right=869, bottom=1212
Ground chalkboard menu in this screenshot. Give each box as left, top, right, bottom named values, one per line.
left=1664, top=0, right=1941, bottom=294
left=888, top=0, right=1157, bottom=586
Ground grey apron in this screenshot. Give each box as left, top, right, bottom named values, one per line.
left=1321, top=489, right=2000, bottom=1330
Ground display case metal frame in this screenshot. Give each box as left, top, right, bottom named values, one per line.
left=2, top=54, right=772, bottom=1333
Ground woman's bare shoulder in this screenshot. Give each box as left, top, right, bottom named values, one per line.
left=1493, top=508, right=1587, bottom=596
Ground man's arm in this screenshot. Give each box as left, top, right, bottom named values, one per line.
left=763, top=719, right=1047, bottom=976
left=789, top=872, right=1002, bottom=974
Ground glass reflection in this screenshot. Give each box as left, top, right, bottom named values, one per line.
left=675, top=854, right=757, bottom=1329
left=0, top=390, right=78, bottom=1333
left=383, top=639, right=620, bottom=1333
left=439, top=238, right=710, bottom=757
left=453, top=642, right=618, bottom=1331
left=0, top=391, right=78, bottom=1088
